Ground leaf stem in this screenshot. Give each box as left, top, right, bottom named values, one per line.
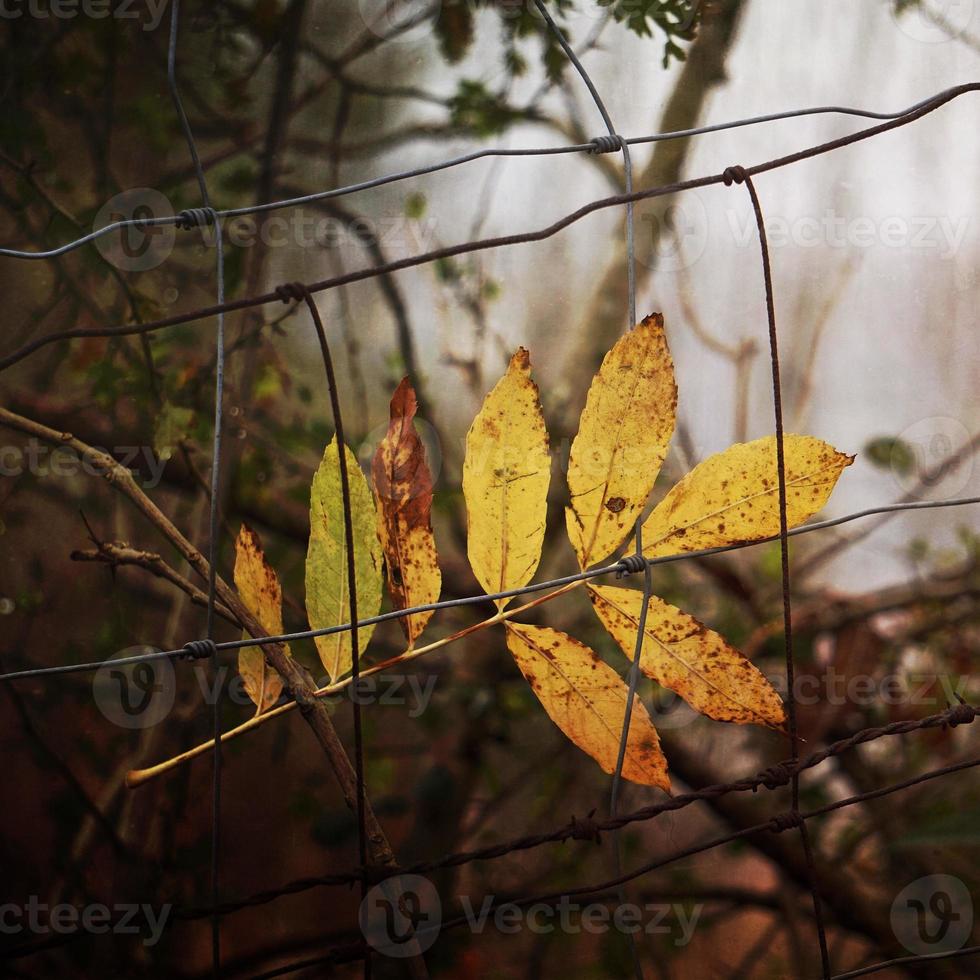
left=127, top=581, right=581, bottom=787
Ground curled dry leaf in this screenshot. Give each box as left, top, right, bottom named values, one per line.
left=640, top=435, right=853, bottom=558
left=566, top=313, right=676, bottom=568
left=233, top=523, right=288, bottom=714
left=588, top=583, right=785, bottom=728
left=462, top=348, right=551, bottom=608
left=504, top=622, right=670, bottom=790
left=372, top=378, right=441, bottom=648
left=306, top=436, right=383, bottom=683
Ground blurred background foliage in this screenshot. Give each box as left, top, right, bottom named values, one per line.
left=0, top=0, right=978, bottom=976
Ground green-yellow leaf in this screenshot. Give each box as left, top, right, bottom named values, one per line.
left=640, top=435, right=853, bottom=557
left=372, top=378, right=441, bottom=648
left=306, top=437, right=383, bottom=683
left=153, top=401, right=194, bottom=461
left=233, top=523, right=288, bottom=714
left=589, top=584, right=785, bottom=727
left=566, top=313, right=676, bottom=568
left=462, top=348, right=551, bottom=608
left=504, top=622, right=670, bottom=790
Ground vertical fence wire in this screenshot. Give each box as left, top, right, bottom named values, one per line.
left=293, top=284, right=372, bottom=979
left=726, top=164, right=833, bottom=978
left=531, top=2, right=646, bottom=973
left=166, top=1, right=226, bottom=973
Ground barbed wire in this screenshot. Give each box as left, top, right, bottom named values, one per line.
left=183, top=750, right=980, bottom=979
left=167, top=701, right=979, bottom=914
left=3, top=701, right=974, bottom=967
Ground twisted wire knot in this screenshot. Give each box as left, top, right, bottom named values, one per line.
left=616, top=553, right=647, bottom=578
left=722, top=165, right=749, bottom=186
left=945, top=701, right=976, bottom=728
left=590, top=134, right=625, bottom=154
left=175, top=206, right=218, bottom=230
left=769, top=810, right=804, bottom=833
left=358, top=863, right=399, bottom=886
left=181, top=638, right=217, bottom=661
left=568, top=809, right=602, bottom=843
left=755, top=762, right=794, bottom=791
left=274, top=281, right=308, bottom=304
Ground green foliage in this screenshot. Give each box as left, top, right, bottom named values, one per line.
left=404, top=191, right=427, bottom=219
left=597, top=0, right=700, bottom=65
left=434, top=0, right=476, bottom=62
left=865, top=435, right=915, bottom=474
left=449, top=80, right=528, bottom=137
left=434, top=1, right=699, bottom=81
left=153, top=402, right=195, bottom=461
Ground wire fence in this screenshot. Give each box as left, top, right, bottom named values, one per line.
left=1, top=3, right=978, bottom=978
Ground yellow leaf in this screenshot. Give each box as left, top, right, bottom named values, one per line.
left=566, top=313, right=676, bottom=568
left=504, top=622, right=670, bottom=790
left=589, top=584, right=785, bottom=727
left=233, top=523, right=288, bottom=714
left=462, top=349, right=551, bottom=608
left=306, top=437, right=383, bottom=683
left=372, top=378, right=442, bottom=648
left=641, top=435, right=853, bottom=557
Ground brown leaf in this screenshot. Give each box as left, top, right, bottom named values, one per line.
left=372, top=378, right=442, bottom=647
left=233, top=523, right=288, bottom=713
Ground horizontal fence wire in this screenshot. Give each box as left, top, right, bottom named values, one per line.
left=1, top=494, right=978, bottom=683
left=0, top=86, right=972, bottom=263
left=1, top=13, right=978, bottom=976
left=2, top=83, right=979, bottom=375
left=3, top=702, right=975, bottom=965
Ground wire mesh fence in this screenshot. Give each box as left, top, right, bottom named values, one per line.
left=0, top=2, right=978, bottom=978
